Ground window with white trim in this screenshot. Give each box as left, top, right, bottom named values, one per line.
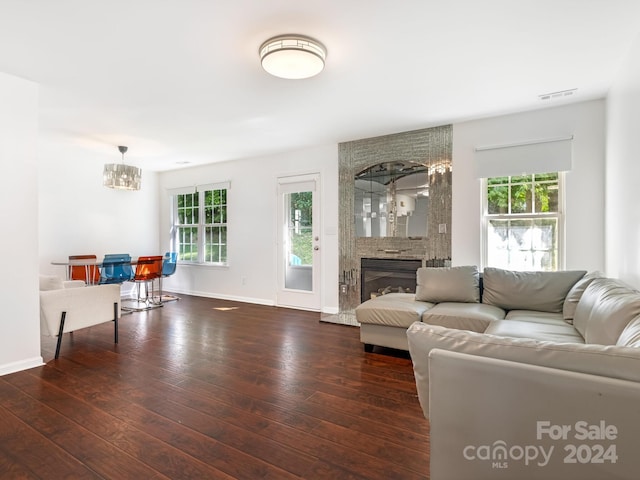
left=483, top=172, right=563, bottom=271
left=170, top=182, right=228, bottom=265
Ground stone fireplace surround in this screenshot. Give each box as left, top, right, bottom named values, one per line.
left=327, top=124, right=452, bottom=325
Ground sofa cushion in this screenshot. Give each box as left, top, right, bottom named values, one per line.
left=485, top=319, right=585, bottom=343
left=505, top=310, right=566, bottom=326
left=563, top=271, right=602, bottom=322
left=617, top=316, right=640, bottom=348
left=39, top=274, right=64, bottom=291
left=355, top=293, right=433, bottom=328
left=574, top=278, right=640, bottom=345
left=415, top=266, right=480, bottom=303
left=407, top=322, right=640, bottom=420
left=422, top=302, right=505, bottom=332
left=482, top=267, right=586, bottom=313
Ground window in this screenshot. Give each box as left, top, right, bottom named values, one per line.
left=171, top=183, right=228, bottom=265
left=483, top=172, right=563, bottom=271
left=287, top=191, right=313, bottom=266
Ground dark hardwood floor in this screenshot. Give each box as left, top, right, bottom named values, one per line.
left=1, top=295, right=430, bottom=479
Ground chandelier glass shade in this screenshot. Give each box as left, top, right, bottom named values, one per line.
left=259, top=35, right=326, bottom=79
left=103, top=146, right=141, bottom=190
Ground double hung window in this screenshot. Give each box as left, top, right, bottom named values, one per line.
left=476, top=136, right=572, bottom=272
left=483, top=172, right=563, bottom=271
left=171, top=182, right=228, bottom=265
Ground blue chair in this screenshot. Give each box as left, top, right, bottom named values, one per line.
left=99, top=254, right=134, bottom=285
left=157, top=252, right=179, bottom=303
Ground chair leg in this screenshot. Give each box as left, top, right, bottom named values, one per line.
left=113, top=302, right=119, bottom=344
left=157, top=275, right=179, bottom=303
left=55, top=312, right=67, bottom=359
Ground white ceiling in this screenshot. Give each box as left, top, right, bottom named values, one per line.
left=1, top=0, right=639, bottom=171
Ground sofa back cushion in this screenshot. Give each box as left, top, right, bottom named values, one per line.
left=574, top=278, right=640, bottom=345
left=39, top=274, right=64, bottom=291
left=482, top=268, right=586, bottom=313
left=415, top=266, right=480, bottom=303
left=563, top=271, right=602, bottom=322
left=617, top=316, right=640, bottom=348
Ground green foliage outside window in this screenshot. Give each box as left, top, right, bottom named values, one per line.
left=289, top=192, right=313, bottom=265
left=486, top=173, right=560, bottom=271
left=487, top=173, right=558, bottom=216
left=175, top=188, right=227, bottom=264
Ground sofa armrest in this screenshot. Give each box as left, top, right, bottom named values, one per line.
left=63, top=280, right=86, bottom=289
left=40, top=284, right=121, bottom=336
left=429, top=349, right=640, bottom=480
left=407, top=322, right=640, bottom=419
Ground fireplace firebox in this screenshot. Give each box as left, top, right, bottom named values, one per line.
left=360, top=258, right=423, bottom=303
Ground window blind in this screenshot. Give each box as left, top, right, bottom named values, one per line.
left=166, top=181, right=231, bottom=196
left=475, top=136, right=573, bottom=178
left=277, top=180, right=316, bottom=194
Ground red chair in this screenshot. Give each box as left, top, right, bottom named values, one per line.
left=122, top=256, right=163, bottom=311
left=68, top=254, right=100, bottom=285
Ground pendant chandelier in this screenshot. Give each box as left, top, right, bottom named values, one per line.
left=103, top=145, right=142, bottom=190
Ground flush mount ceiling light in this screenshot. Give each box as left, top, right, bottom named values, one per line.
left=103, top=145, right=142, bottom=191
left=259, top=34, right=326, bottom=79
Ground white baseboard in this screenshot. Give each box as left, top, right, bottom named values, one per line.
left=322, top=306, right=339, bottom=315
left=167, top=289, right=276, bottom=306
left=165, top=289, right=339, bottom=313
left=0, top=356, right=44, bottom=376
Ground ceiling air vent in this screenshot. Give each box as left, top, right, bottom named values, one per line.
left=539, top=88, right=577, bottom=101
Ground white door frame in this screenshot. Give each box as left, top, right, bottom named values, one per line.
left=276, top=173, right=321, bottom=311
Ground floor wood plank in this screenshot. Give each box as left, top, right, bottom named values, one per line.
left=1, top=295, right=430, bottom=479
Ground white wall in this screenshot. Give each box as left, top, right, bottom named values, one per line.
left=452, top=100, right=606, bottom=272
left=38, top=140, right=160, bottom=294
left=606, top=32, right=640, bottom=288
left=159, top=144, right=339, bottom=314
left=0, top=72, right=42, bottom=375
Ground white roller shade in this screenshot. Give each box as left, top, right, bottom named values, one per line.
left=277, top=180, right=316, bottom=194
left=475, top=136, right=573, bottom=178
left=166, top=181, right=230, bottom=196
left=199, top=181, right=231, bottom=191
left=166, top=186, right=196, bottom=196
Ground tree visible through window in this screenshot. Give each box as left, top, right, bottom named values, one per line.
left=485, top=173, right=561, bottom=271
left=204, top=189, right=227, bottom=263
left=289, top=191, right=312, bottom=265
left=173, top=187, right=227, bottom=265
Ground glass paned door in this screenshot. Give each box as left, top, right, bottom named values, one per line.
left=277, top=174, right=321, bottom=311
left=284, top=190, right=313, bottom=290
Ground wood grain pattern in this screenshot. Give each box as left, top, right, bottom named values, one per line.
left=1, top=295, right=430, bottom=479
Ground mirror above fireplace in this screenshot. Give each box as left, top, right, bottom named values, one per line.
left=354, top=161, right=429, bottom=238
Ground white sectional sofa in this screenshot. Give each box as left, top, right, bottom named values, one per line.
left=385, top=266, right=640, bottom=479
left=356, top=265, right=588, bottom=351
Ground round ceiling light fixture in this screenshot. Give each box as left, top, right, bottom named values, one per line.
left=259, top=34, right=326, bottom=79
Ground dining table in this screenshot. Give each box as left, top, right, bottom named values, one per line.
left=51, top=258, right=140, bottom=285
